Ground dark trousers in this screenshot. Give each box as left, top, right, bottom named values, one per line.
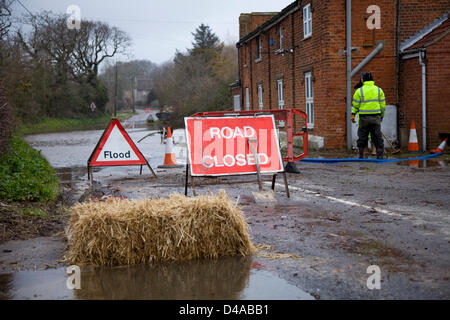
left=357, top=114, right=384, bottom=150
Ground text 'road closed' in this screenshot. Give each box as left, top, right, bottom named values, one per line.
left=185, top=115, right=283, bottom=176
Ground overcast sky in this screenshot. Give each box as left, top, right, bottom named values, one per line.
left=11, top=0, right=294, bottom=64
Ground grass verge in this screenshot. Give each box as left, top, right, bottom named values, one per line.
left=0, top=134, right=59, bottom=202
left=0, top=134, right=69, bottom=243
left=18, top=111, right=136, bottom=135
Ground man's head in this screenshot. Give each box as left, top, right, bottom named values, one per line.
left=360, top=72, right=374, bottom=82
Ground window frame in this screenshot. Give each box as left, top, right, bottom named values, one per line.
left=303, top=4, right=312, bottom=38
left=233, top=94, right=241, bottom=111
left=256, top=36, right=262, bottom=61
left=305, top=72, right=314, bottom=128
left=277, top=79, right=284, bottom=109
left=279, top=26, right=283, bottom=50
left=245, top=87, right=250, bottom=111
left=257, top=84, right=264, bottom=110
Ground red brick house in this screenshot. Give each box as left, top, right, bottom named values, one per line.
left=399, top=14, right=450, bottom=151
left=232, top=0, right=449, bottom=151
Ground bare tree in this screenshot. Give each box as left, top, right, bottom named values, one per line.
left=0, top=0, right=11, bottom=39
left=72, top=20, right=131, bottom=84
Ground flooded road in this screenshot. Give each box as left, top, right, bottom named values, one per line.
left=9, top=110, right=317, bottom=300
left=25, top=109, right=187, bottom=193
left=3, top=109, right=448, bottom=299
left=25, top=111, right=187, bottom=170
left=0, top=257, right=313, bottom=300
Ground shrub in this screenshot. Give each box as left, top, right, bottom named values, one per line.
left=0, top=134, right=59, bottom=202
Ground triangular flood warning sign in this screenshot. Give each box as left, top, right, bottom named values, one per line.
left=89, top=118, right=147, bottom=166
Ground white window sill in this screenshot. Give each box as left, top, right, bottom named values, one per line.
left=255, top=57, right=262, bottom=63
left=303, top=34, right=312, bottom=41
left=275, top=49, right=284, bottom=55
left=307, top=123, right=314, bottom=129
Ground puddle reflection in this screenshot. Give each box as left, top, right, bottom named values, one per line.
left=0, top=256, right=313, bottom=300
left=77, top=257, right=252, bottom=300
left=397, top=159, right=449, bottom=168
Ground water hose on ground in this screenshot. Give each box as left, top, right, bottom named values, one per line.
left=298, top=152, right=443, bottom=164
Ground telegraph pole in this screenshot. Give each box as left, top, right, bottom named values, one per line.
left=131, top=77, right=136, bottom=113
left=114, top=61, right=118, bottom=117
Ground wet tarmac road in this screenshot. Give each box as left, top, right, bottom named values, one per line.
left=1, top=113, right=449, bottom=299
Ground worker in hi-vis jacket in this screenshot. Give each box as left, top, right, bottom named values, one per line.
left=351, top=72, right=386, bottom=159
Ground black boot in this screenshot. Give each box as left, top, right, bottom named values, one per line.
left=376, top=148, right=383, bottom=160
left=358, top=148, right=364, bottom=159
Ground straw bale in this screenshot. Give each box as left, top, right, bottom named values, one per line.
left=65, top=191, right=256, bottom=266
left=255, top=243, right=303, bottom=260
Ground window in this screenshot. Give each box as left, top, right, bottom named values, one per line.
left=256, top=36, right=262, bottom=60
left=303, top=4, right=312, bottom=38
left=233, top=95, right=241, bottom=111
left=257, top=84, right=263, bottom=110
left=245, top=87, right=250, bottom=110
left=279, top=26, right=283, bottom=50
left=305, top=72, right=314, bottom=128
left=277, top=79, right=284, bottom=109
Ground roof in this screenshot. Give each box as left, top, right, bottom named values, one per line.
left=400, top=12, right=449, bottom=52
left=237, top=1, right=300, bottom=46
left=240, top=12, right=279, bottom=16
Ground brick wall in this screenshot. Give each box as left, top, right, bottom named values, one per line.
left=235, top=0, right=450, bottom=150
left=399, top=36, right=450, bottom=151
left=239, top=13, right=277, bottom=39
left=398, top=0, right=450, bottom=43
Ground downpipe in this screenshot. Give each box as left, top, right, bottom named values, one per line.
left=419, top=50, right=427, bottom=151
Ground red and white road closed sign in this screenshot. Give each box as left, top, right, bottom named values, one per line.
left=185, top=115, right=283, bottom=176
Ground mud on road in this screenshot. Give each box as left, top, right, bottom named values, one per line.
left=69, top=158, right=449, bottom=299
left=1, top=118, right=448, bottom=299
left=1, top=160, right=449, bottom=299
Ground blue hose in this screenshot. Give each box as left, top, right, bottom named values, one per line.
left=299, top=152, right=443, bottom=163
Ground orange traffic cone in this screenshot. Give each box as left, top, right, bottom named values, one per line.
left=408, top=121, right=420, bottom=152
left=430, top=138, right=447, bottom=154
left=158, top=127, right=183, bottom=168
left=408, top=159, right=419, bottom=168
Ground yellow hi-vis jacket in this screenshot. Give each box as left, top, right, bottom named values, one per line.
left=352, top=81, right=386, bottom=117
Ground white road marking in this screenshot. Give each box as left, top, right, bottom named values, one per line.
left=268, top=182, right=403, bottom=217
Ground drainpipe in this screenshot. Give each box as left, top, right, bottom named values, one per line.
left=350, top=42, right=385, bottom=78
left=346, top=0, right=352, bottom=150
left=419, top=50, right=427, bottom=151
left=237, top=43, right=242, bottom=108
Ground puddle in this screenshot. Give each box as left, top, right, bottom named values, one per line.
left=0, top=257, right=313, bottom=300
left=396, top=159, right=449, bottom=168
left=55, top=167, right=87, bottom=186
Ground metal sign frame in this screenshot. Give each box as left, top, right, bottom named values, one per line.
left=183, top=113, right=294, bottom=198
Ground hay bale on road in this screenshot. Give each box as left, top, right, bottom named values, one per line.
left=65, top=191, right=255, bottom=266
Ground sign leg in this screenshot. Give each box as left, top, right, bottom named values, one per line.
left=145, top=159, right=157, bottom=178
left=248, top=138, right=263, bottom=191
left=191, top=176, right=197, bottom=197
left=282, top=170, right=290, bottom=198
left=272, top=174, right=277, bottom=190
left=140, top=165, right=143, bottom=175
left=185, top=164, right=189, bottom=196
left=88, top=165, right=93, bottom=183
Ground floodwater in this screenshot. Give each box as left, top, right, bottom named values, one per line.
left=24, top=110, right=187, bottom=180
left=14, top=111, right=315, bottom=300
left=0, top=257, right=314, bottom=300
